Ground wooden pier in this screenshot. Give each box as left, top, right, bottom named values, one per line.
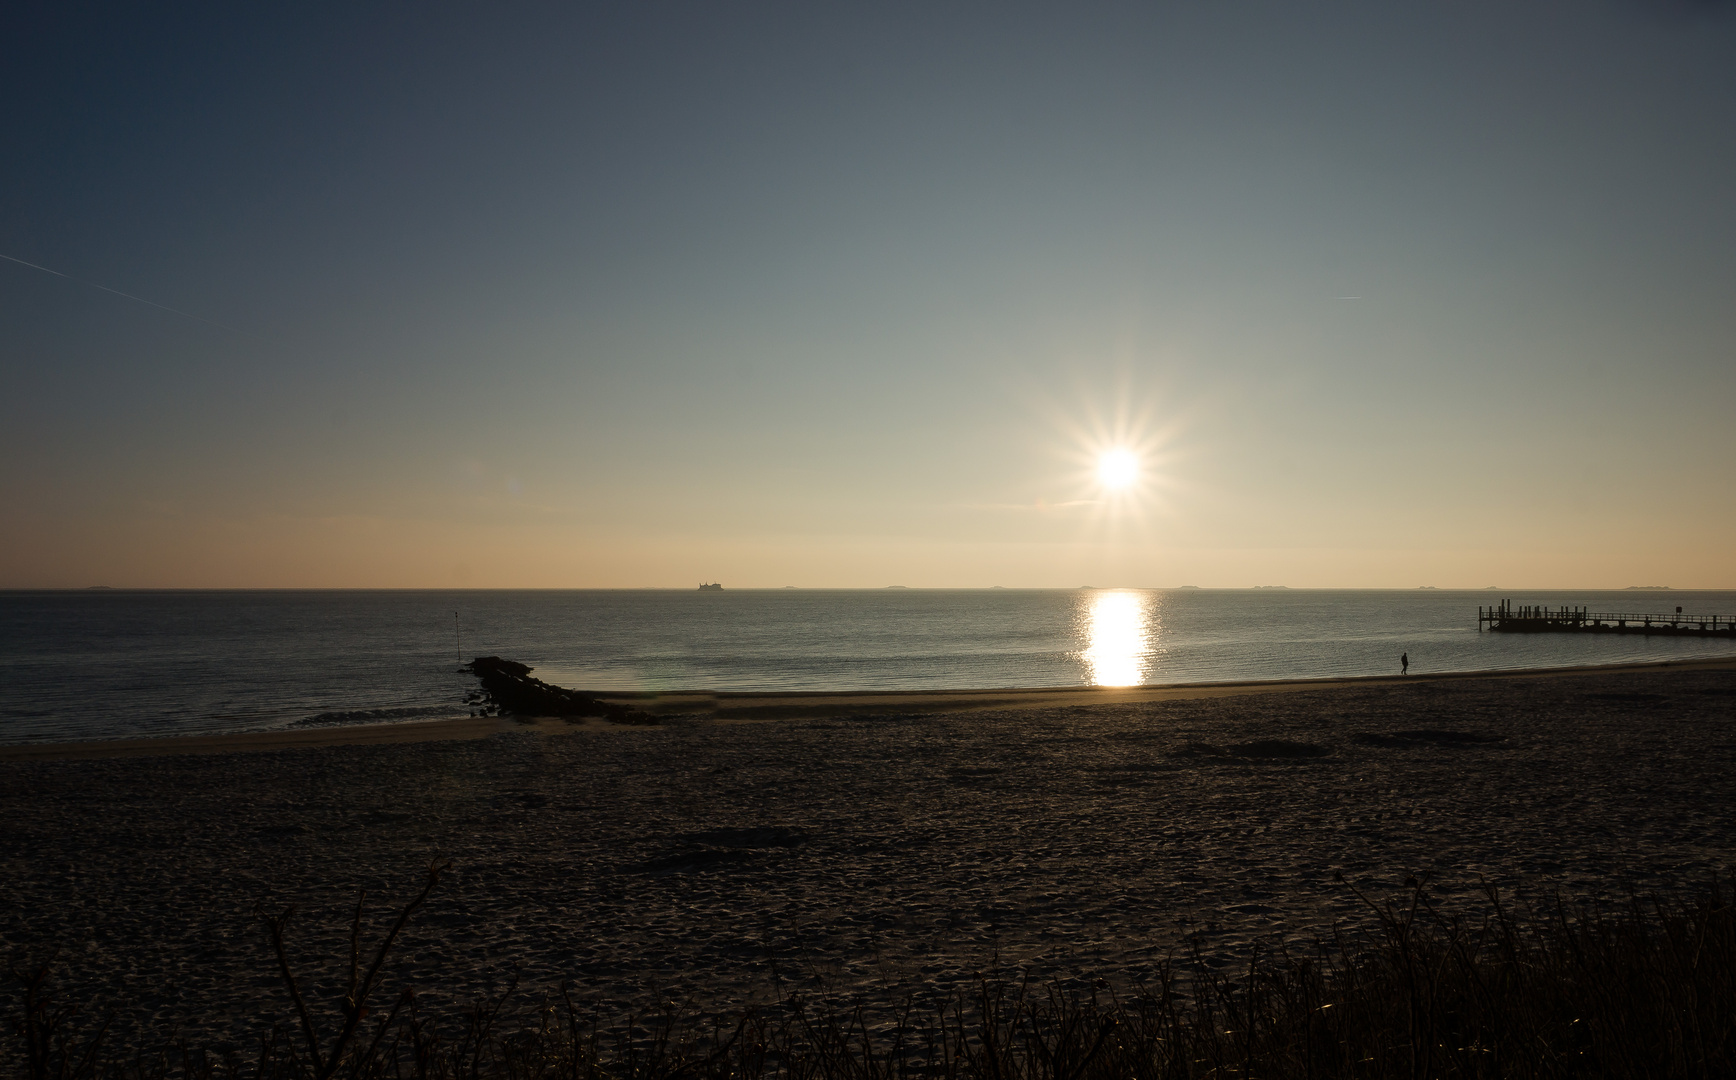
left=1479, top=600, right=1736, bottom=637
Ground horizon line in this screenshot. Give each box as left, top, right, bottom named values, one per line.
left=4, top=585, right=1729, bottom=593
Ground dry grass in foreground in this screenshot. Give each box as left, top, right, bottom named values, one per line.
left=8, top=866, right=1735, bottom=1080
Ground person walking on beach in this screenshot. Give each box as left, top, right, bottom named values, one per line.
left=1401, top=652, right=1409, bottom=674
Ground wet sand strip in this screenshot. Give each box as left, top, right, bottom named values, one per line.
left=3, top=655, right=1732, bottom=762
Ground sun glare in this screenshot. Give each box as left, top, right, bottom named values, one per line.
left=1097, top=449, right=1139, bottom=489
left=1043, top=388, right=1180, bottom=520
left=1081, top=590, right=1150, bottom=687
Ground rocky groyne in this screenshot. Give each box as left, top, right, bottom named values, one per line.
left=463, top=656, right=657, bottom=724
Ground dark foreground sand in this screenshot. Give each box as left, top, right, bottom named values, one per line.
left=2, top=661, right=1733, bottom=1052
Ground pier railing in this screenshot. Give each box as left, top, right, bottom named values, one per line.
left=1479, top=600, right=1736, bottom=637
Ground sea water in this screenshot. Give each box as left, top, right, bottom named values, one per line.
left=2, top=588, right=1733, bottom=744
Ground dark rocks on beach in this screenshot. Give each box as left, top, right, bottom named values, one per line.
left=463, top=656, right=657, bottom=725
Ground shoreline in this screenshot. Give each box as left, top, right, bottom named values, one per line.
left=4, top=653, right=1733, bottom=762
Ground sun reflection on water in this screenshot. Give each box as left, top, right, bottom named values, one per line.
left=1081, top=590, right=1156, bottom=687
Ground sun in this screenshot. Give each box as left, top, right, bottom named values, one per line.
left=1097, top=449, right=1139, bottom=490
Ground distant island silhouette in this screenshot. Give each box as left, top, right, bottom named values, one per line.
left=1626, top=586, right=1672, bottom=590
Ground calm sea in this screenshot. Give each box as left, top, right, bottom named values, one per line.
left=2, top=589, right=1733, bottom=744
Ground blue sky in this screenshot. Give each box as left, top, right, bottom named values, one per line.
left=3, top=1, right=1733, bottom=587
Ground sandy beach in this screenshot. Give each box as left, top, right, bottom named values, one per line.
left=2, top=659, right=1733, bottom=1052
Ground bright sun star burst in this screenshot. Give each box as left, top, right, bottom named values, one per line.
left=1097, top=449, right=1139, bottom=490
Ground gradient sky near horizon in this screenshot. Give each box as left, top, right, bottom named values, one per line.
left=3, top=1, right=1734, bottom=589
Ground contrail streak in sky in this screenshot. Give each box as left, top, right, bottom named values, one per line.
left=0, top=251, right=260, bottom=338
